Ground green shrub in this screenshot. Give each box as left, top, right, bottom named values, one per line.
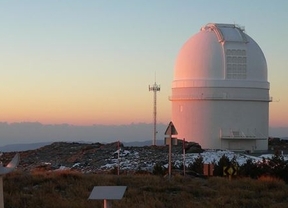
left=238, top=159, right=260, bottom=179
left=188, top=155, right=204, bottom=174
left=152, top=163, right=166, bottom=175
left=213, top=154, right=230, bottom=176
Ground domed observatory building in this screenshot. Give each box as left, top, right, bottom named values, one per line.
left=170, top=23, right=271, bottom=151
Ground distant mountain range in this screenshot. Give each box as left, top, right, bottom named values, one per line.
left=0, top=122, right=287, bottom=152
left=0, top=140, right=166, bottom=152
left=0, top=142, right=53, bottom=152
left=0, top=122, right=167, bottom=147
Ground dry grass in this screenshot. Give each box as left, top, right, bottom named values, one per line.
left=258, top=175, right=283, bottom=182
left=3, top=171, right=288, bottom=208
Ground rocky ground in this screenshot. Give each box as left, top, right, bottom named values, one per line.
left=0, top=141, right=202, bottom=174
left=1, top=140, right=286, bottom=174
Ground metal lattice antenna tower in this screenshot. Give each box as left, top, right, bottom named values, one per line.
left=149, top=78, right=160, bottom=146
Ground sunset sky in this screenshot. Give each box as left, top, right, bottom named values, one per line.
left=0, top=1, right=287, bottom=128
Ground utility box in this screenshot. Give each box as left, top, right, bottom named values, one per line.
left=203, top=164, right=214, bottom=176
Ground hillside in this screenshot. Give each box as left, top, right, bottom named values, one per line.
left=2, top=141, right=288, bottom=207
left=1, top=141, right=286, bottom=174
left=1, top=141, right=200, bottom=173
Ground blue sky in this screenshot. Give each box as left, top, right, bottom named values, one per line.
left=0, top=1, right=287, bottom=127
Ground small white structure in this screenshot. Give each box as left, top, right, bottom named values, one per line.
left=0, top=153, right=20, bottom=208
left=170, top=23, right=270, bottom=151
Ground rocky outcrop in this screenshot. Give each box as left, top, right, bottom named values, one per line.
left=0, top=141, right=203, bottom=173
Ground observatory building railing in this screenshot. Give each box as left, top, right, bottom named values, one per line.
left=169, top=94, right=272, bottom=102
left=219, top=128, right=267, bottom=140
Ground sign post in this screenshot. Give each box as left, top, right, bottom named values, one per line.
left=223, top=165, right=238, bottom=180
left=164, top=121, right=178, bottom=179
left=117, top=141, right=120, bottom=176
left=88, top=186, right=127, bottom=208
left=183, top=138, right=186, bottom=176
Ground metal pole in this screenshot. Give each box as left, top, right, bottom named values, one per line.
left=117, top=141, right=120, bottom=176
left=183, top=138, right=186, bottom=176
left=104, top=199, right=112, bottom=208
left=168, top=138, right=172, bottom=179
left=0, top=176, right=3, bottom=208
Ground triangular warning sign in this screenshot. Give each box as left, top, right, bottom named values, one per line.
left=165, top=121, right=178, bottom=136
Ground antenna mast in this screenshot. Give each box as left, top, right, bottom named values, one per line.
left=149, top=79, right=160, bottom=146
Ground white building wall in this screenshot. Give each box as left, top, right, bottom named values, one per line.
left=171, top=86, right=269, bottom=151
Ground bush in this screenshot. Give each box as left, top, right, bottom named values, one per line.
left=188, top=155, right=204, bottom=175
left=238, top=159, right=260, bottom=179
left=152, top=163, right=166, bottom=176
left=238, top=152, right=288, bottom=183
left=269, top=153, right=288, bottom=183
left=213, top=154, right=230, bottom=176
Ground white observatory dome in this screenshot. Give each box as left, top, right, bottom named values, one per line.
left=171, top=23, right=270, bottom=151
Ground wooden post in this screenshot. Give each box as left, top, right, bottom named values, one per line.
left=117, top=141, right=120, bottom=176
left=168, top=137, right=172, bottom=179
left=104, top=199, right=112, bottom=208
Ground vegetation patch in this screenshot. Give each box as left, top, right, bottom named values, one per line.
left=3, top=171, right=288, bottom=208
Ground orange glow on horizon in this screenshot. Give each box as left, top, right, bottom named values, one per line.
left=1, top=105, right=170, bottom=126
